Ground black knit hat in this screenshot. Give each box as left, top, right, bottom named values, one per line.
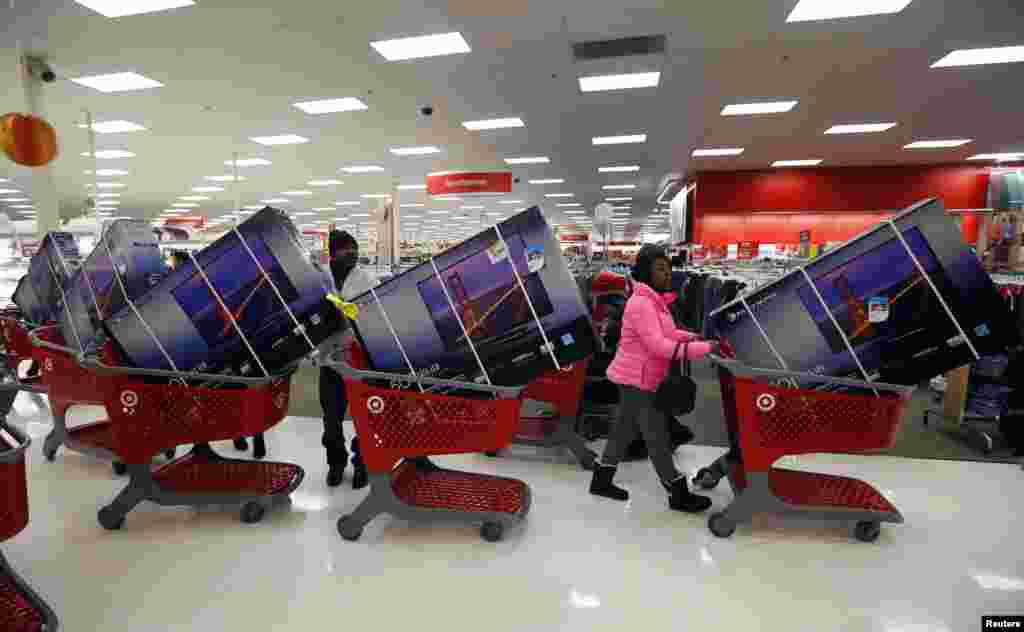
left=631, top=244, right=669, bottom=286
left=328, top=230, right=358, bottom=256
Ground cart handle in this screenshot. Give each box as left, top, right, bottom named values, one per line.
left=318, top=348, right=527, bottom=398
left=708, top=354, right=915, bottom=396
left=27, top=326, right=79, bottom=356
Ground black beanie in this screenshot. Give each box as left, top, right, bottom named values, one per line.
left=328, top=230, right=358, bottom=256
left=631, top=244, right=668, bottom=286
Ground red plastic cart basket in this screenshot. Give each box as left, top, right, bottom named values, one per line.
left=325, top=345, right=531, bottom=543
left=0, top=423, right=59, bottom=631
left=485, top=360, right=596, bottom=469
left=695, top=355, right=914, bottom=542
left=0, top=309, right=41, bottom=377
left=30, top=327, right=304, bottom=530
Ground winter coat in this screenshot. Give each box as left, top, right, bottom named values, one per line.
left=606, top=281, right=713, bottom=392
left=319, top=265, right=377, bottom=373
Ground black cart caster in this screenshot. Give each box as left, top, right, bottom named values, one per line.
left=854, top=521, right=881, bottom=543
left=694, top=468, right=720, bottom=490
left=164, top=448, right=176, bottom=460
left=98, top=507, right=125, bottom=531
left=112, top=461, right=127, bottom=476
left=337, top=516, right=363, bottom=541
left=481, top=522, right=504, bottom=542
left=484, top=451, right=499, bottom=458
left=42, top=446, right=57, bottom=462
left=240, top=502, right=266, bottom=524
left=708, top=512, right=736, bottom=538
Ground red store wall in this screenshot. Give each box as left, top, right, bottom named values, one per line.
left=692, top=165, right=991, bottom=246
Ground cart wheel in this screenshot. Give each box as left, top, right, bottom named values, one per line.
left=337, top=517, right=363, bottom=541
left=164, top=448, right=176, bottom=460
left=481, top=522, right=504, bottom=542
left=43, top=446, right=57, bottom=462
left=240, top=502, right=266, bottom=524
left=484, top=451, right=499, bottom=458
left=694, top=468, right=720, bottom=490
left=112, top=461, right=127, bottom=476
left=98, top=507, right=125, bottom=531
left=854, top=521, right=881, bottom=543
left=708, top=512, right=736, bottom=539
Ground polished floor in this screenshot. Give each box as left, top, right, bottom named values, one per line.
left=2, top=393, right=1022, bottom=632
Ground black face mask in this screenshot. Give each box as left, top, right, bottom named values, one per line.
left=333, top=253, right=357, bottom=269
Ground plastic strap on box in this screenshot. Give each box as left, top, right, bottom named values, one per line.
left=738, top=294, right=790, bottom=371
left=429, top=257, right=493, bottom=387
left=231, top=225, right=318, bottom=357
left=368, top=286, right=425, bottom=393
left=798, top=266, right=879, bottom=397
left=886, top=219, right=981, bottom=362
left=186, top=250, right=270, bottom=378
left=493, top=223, right=562, bottom=372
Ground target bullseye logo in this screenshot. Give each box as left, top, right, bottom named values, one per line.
left=274, top=393, right=287, bottom=410
left=43, top=358, right=53, bottom=373
left=120, top=390, right=139, bottom=415
left=367, top=395, right=385, bottom=415
left=756, top=393, right=777, bottom=413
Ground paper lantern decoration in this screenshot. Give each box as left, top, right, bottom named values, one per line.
left=1, top=112, right=59, bottom=167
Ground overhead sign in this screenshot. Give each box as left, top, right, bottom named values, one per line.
left=427, top=171, right=512, bottom=196
left=163, top=216, right=205, bottom=230
left=738, top=240, right=759, bottom=260
left=559, top=234, right=588, bottom=242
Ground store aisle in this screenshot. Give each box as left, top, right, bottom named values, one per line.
left=3, top=394, right=1022, bottom=632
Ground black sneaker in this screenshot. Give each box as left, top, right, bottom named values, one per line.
left=326, top=465, right=345, bottom=488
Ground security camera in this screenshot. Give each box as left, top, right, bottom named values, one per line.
left=419, top=105, right=434, bottom=117
left=513, top=177, right=521, bottom=184
left=24, top=56, right=56, bottom=83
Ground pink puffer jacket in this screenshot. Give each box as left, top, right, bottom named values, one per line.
left=606, top=282, right=713, bottom=392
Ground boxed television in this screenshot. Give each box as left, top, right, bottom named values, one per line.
left=709, top=198, right=1017, bottom=388
left=104, top=207, right=336, bottom=375
left=12, top=232, right=81, bottom=324
left=348, top=206, right=597, bottom=387
left=57, top=219, right=169, bottom=353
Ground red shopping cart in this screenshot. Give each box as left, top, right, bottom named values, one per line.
left=0, top=422, right=59, bottom=631
left=325, top=345, right=531, bottom=542
left=485, top=359, right=597, bottom=470
left=30, top=327, right=304, bottom=530
left=695, top=355, right=913, bottom=542
left=29, top=327, right=176, bottom=475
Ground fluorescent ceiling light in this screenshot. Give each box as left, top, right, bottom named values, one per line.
left=72, top=0, right=194, bottom=17
left=485, top=212, right=502, bottom=216
left=0, top=190, right=20, bottom=195
left=603, top=184, right=636, bottom=190
left=192, top=186, right=224, bottom=192
left=80, top=120, right=147, bottom=133
left=293, top=212, right=315, bottom=217
left=462, top=118, right=524, bottom=131
left=401, top=203, right=425, bottom=208
left=428, top=210, right=449, bottom=214
left=243, top=205, right=262, bottom=210
left=179, top=196, right=209, bottom=201
left=435, top=195, right=462, bottom=201
left=398, top=184, right=427, bottom=190
left=293, top=97, right=368, bottom=114
left=563, top=210, right=585, bottom=214
left=904, top=139, right=973, bottom=149
left=592, top=134, right=646, bottom=146
left=932, top=46, right=1024, bottom=68
left=371, top=32, right=471, bottom=62
left=390, top=146, right=441, bottom=156
left=968, top=153, right=1024, bottom=161
left=261, top=198, right=289, bottom=204
left=825, top=123, right=897, bottom=134
left=721, top=101, right=798, bottom=116
left=611, top=206, right=632, bottom=211
left=545, top=193, right=574, bottom=198
left=308, top=180, right=343, bottom=186
left=82, top=150, right=135, bottom=159
left=499, top=200, right=524, bottom=204
left=206, top=175, right=247, bottom=182
left=251, top=135, right=309, bottom=146
left=605, top=197, right=633, bottom=202
left=786, top=0, right=913, bottom=22
left=772, top=159, right=823, bottom=167
left=172, top=202, right=198, bottom=208
left=282, top=191, right=313, bottom=196
left=528, top=178, right=564, bottom=185
left=462, top=205, right=484, bottom=210
left=579, top=72, right=661, bottom=93
left=504, top=157, right=549, bottom=165
left=403, top=214, right=423, bottom=218
left=351, top=213, right=370, bottom=217
left=87, top=181, right=126, bottom=189
left=86, top=169, right=129, bottom=176
left=693, top=148, right=744, bottom=157
left=335, top=201, right=361, bottom=206
left=557, top=203, right=582, bottom=207
left=361, top=194, right=391, bottom=198
left=226, top=158, right=271, bottom=167
left=95, top=193, right=121, bottom=198
left=10, top=205, right=33, bottom=209
left=70, top=72, right=163, bottom=92
left=341, top=166, right=385, bottom=173
left=599, top=165, right=640, bottom=173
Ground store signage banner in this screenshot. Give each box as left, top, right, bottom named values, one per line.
left=559, top=234, right=588, bottom=242
left=738, top=240, right=759, bottom=260
left=164, top=216, right=205, bottom=230
left=691, top=245, right=707, bottom=262
left=427, top=171, right=512, bottom=196
left=798, top=229, right=811, bottom=258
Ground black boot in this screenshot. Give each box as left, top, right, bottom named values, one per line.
left=233, top=437, right=248, bottom=451
left=326, top=464, right=345, bottom=488
left=326, top=445, right=349, bottom=488
left=665, top=476, right=712, bottom=513
left=252, top=434, right=266, bottom=460
left=351, top=437, right=368, bottom=490
left=589, top=464, right=629, bottom=501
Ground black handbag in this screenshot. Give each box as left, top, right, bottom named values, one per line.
left=655, top=341, right=697, bottom=416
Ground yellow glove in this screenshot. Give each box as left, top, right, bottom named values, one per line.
left=326, top=293, right=360, bottom=320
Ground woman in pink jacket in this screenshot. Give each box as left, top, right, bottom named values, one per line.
left=590, top=245, right=716, bottom=513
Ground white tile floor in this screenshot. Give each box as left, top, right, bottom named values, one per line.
left=2, top=393, right=1023, bottom=632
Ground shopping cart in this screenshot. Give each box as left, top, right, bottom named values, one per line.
left=485, top=359, right=597, bottom=470
left=694, top=355, right=914, bottom=542
left=30, top=327, right=304, bottom=530
left=0, top=422, right=59, bottom=631
left=323, top=345, right=531, bottom=542
left=29, top=326, right=175, bottom=475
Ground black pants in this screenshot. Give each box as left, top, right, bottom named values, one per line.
left=319, top=367, right=361, bottom=468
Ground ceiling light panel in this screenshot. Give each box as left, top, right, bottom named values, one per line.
left=499, top=200, right=524, bottom=204
left=341, top=166, right=385, bottom=173
left=206, top=174, right=246, bottom=182
left=592, top=134, right=647, bottom=145
left=179, top=196, right=209, bottom=201
left=251, top=135, right=309, bottom=146
left=172, top=202, right=198, bottom=208
left=787, top=0, right=913, bottom=22
left=557, top=203, right=582, bottom=207
left=361, top=194, right=391, bottom=199
left=261, top=198, right=289, bottom=204
left=82, top=120, right=147, bottom=133
left=904, top=139, right=973, bottom=149
left=308, top=179, right=343, bottom=186
left=598, top=165, right=640, bottom=173
left=504, top=157, right=549, bottom=164
left=692, top=148, right=744, bottom=157
left=95, top=193, right=120, bottom=198
left=390, top=146, right=441, bottom=156
left=968, top=153, right=1024, bottom=161
left=397, top=184, right=427, bottom=190
left=579, top=72, right=660, bottom=93
left=86, top=169, right=129, bottom=176
left=371, top=32, right=471, bottom=62
left=335, top=201, right=361, bottom=206
left=721, top=101, right=798, bottom=115
left=72, top=0, right=194, bottom=17
left=528, top=178, right=564, bottom=184
left=932, top=46, right=1024, bottom=67
left=293, top=97, right=368, bottom=114
left=192, top=186, right=224, bottom=192
left=463, top=118, right=524, bottom=131
left=70, top=72, right=163, bottom=93
left=605, top=197, right=633, bottom=201
left=772, top=159, right=823, bottom=167
left=225, top=158, right=271, bottom=167
left=82, top=150, right=135, bottom=159
left=545, top=193, right=574, bottom=198
left=824, top=123, right=897, bottom=134
left=92, top=182, right=125, bottom=188
left=602, top=184, right=636, bottom=190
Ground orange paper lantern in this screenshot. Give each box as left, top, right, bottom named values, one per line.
left=0, top=112, right=59, bottom=167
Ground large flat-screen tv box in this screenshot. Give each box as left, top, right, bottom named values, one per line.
left=349, top=206, right=597, bottom=387
left=104, top=207, right=334, bottom=374
left=709, top=198, right=1017, bottom=387
left=58, top=220, right=168, bottom=353
left=12, top=232, right=81, bottom=324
